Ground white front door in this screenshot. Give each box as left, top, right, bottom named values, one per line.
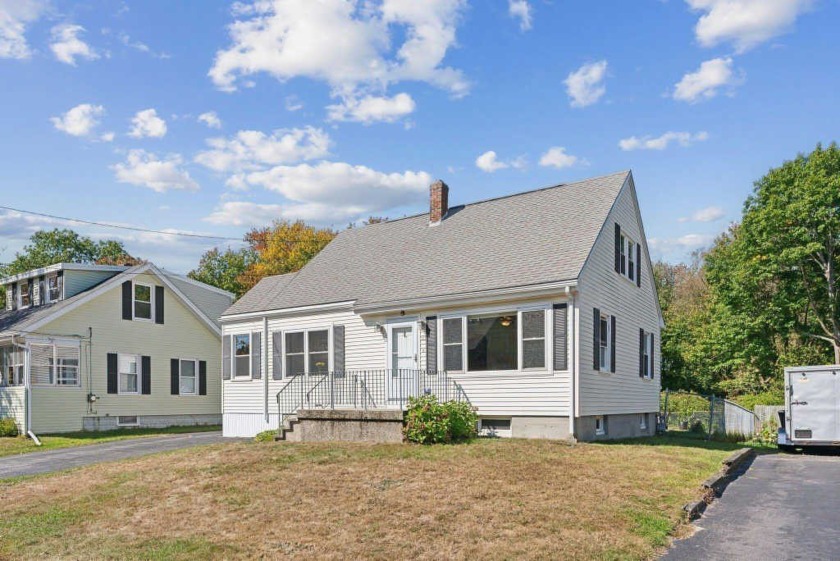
left=387, top=323, right=417, bottom=404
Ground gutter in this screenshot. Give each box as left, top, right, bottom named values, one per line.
left=355, top=280, right=579, bottom=316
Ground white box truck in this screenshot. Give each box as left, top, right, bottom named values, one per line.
left=778, top=366, right=840, bottom=450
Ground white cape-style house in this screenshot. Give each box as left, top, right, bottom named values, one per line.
left=220, top=171, right=662, bottom=441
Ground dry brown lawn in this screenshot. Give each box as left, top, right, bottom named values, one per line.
left=0, top=436, right=739, bottom=560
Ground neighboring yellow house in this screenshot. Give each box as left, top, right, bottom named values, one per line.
left=0, top=262, right=232, bottom=434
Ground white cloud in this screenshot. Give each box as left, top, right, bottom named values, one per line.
left=195, top=127, right=331, bottom=174
left=686, top=0, right=812, bottom=53
left=112, top=150, right=198, bottom=193
left=538, top=147, right=579, bottom=169
left=648, top=233, right=716, bottom=260
left=564, top=60, right=607, bottom=108
left=116, top=31, right=170, bottom=59
left=128, top=108, right=168, bottom=138
left=327, top=92, right=416, bottom=124
left=619, top=131, right=709, bottom=151
left=207, top=161, right=431, bottom=226
left=51, top=103, right=114, bottom=140
left=679, top=206, right=725, bottom=223
left=49, top=24, right=99, bottom=65
left=0, top=0, right=48, bottom=60
left=673, top=57, right=742, bottom=103
left=198, top=111, right=222, bottom=129
left=475, top=150, right=507, bottom=173
left=209, top=0, right=469, bottom=98
left=285, top=95, right=304, bottom=112
left=508, top=0, right=532, bottom=31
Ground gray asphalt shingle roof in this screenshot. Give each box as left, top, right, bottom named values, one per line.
left=222, top=171, right=630, bottom=317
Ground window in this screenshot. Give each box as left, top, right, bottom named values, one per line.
left=1, top=347, right=24, bottom=386
left=481, top=418, right=512, bottom=435
left=619, top=235, right=638, bottom=283
left=442, top=318, right=464, bottom=371
left=19, top=281, right=31, bottom=308
left=119, top=354, right=140, bottom=394
left=595, top=416, right=606, bottom=436
left=180, top=359, right=198, bottom=395
left=48, top=274, right=62, bottom=302
left=117, top=416, right=138, bottom=427
left=619, top=234, right=627, bottom=275
left=285, top=332, right=304, bottom=376
left=284, top=329, right=329, bottom=376
left=627, top=239, right=636, bottom=282
left=643, top=332, right=653, bottom=379
left=308, top=330, right=329, bottom=374
left=54, top=347, right=79, bottom=385
left=599, top=314, right=611, bottom=372
left=522, top=310, right=546, bottom=369
left=234, top=334, right=251, bottom=378
left=640, top=414, right=647, bottom=430
left=467, top=312, right=518, bottom=371
left=134, top=283, right=152, bottom=320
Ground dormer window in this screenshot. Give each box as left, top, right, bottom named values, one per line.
left=134, top=283, right=153, bottom=320
left=47, top=274, right=62, bottom=302
left=19, top=281, right=32, bottom=308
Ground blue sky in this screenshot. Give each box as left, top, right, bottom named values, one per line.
left=1, top=0, right=837, bottom=273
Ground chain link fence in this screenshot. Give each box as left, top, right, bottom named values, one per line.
left=660, top=390, right=756, bottom=439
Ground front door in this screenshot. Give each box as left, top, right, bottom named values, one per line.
left=387, top=323, right=417, bottom=404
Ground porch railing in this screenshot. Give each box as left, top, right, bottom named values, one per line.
left=276, top=369, right=469, bottom=431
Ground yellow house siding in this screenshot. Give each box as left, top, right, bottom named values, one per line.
left=32, top=272, right=222, bottom=433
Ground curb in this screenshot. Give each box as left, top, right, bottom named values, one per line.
left=683, top=448, right=756, bottom=521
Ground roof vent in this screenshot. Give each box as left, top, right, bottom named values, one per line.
left=429, top=180, right=449, bottom=225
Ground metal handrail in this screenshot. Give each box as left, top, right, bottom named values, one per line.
left=275, top=369, right=466, bottom=434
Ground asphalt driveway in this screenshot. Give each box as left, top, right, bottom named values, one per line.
left=0, top=431, right=226, bottom=479
left=664, top=451, right=840, bottom=560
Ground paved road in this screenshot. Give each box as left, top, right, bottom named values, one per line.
left=664, top=452, right=840, bottom=560
left=0, top=431, right=227, bottom=479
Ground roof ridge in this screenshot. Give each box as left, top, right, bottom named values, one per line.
left=350, top=170, right=631, bottom=230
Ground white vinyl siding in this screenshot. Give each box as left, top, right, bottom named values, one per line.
left=577, top=177, right=661, bottom=417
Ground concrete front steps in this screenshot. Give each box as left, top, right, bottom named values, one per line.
left=275, top=409, right=405, bottom=443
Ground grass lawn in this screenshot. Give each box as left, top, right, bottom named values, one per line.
left=0, top=425, right=221, bottom=458
left=0, top=435, right=751, bottom=560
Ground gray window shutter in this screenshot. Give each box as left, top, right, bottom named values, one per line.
left=650, top=333, right=655, bottom=380
left=272, top=331, right=283, bottom=380
left=107, top=353, right=118, bottom=394
left=141, top=356, right=151, bottom=395
left=614, top=224, right=621, bottom=273
left=426, top=316, right=437, bottom=371
left=252, top=332, right=262, bottom=379
left=171, top=358, right=180, bottom=395
left=553, top=304, right=568, bottom=371
left=636, top=243, right=642, bottom=287
left=610, top=315, right=617, bottom=374
left=199, top=361, right=207, bottom=395
left=333, top=325, right=345, bottom=373
left=222, top=335, right=231, bottom=380
left=122, top=280, right=132, bottom=320
left=639, top=329, right=645, bottom=378
left=593, top=308, right=600, bottom=371
left=155, top=286, right=164, bottom=324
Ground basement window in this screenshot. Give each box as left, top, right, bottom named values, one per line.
left=595, top=416, right=606, bottom=436
left=117, top=416, right=138, bottom=427
left=481, top=418, right=512, bottom=436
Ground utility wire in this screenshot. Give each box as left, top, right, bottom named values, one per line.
left=0, top=205, right=243, bottom=242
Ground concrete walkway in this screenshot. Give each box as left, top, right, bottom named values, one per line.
left=0, top=431, right=227, bottom=479
left=663, top=452, right=840, bottom=560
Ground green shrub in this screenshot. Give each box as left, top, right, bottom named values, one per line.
left=689, top=420, right=706, bottom=435
left=403, top=395, right=477, bottom=444
left=254, top=430, right=276, bottom=443
left=0, top=417, right=19, bottom=437
left=731, top=391, right=785, bottom=410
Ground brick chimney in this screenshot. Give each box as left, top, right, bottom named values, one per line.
left=429, top=180, right=449, bottom=224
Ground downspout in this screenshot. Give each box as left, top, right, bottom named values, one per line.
left=567, top=287, right=577, bottom=442
left=263, top=316, right=269, bottom=424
